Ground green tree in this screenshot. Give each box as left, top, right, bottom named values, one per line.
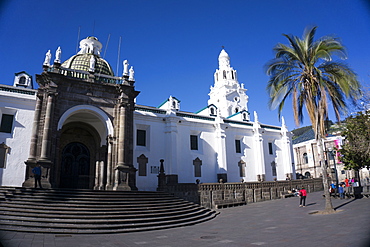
left=339, top=111, right=370, bottom=175
left=265, top=26, right=361, bottom=213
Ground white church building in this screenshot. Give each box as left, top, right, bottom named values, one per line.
left=0, top=37, right=295, bottom=191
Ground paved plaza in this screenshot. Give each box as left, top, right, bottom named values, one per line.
left=1, top=191, right=369, bottom=247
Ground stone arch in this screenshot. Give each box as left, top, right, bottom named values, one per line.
left=57, top=105, right=113, bottom=146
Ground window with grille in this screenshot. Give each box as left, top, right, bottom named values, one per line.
left=0, top=114, right=14, bottom=133
left=136, top=129, right=146, bottom=146
left=190, top=135, right=198, bottom=150
left=268, top=142, right=273, bottom=155
left=235, top=139, right=241, bottom=153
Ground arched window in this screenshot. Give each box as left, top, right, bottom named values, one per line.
left=137, top=154, right=148, bottom=176
left=235, top=108, right=239, bottom=113
left=19, top=76, right=26, bottom=85
left=238, top=160, right=246, bottom=177
left=210, top=107, right=215, bottom=115
left=193, top=157, right=202, bottom=177
left=223, top=70, right=226, bottom=79
left=243, top=113, right=247, bottom=120
left=271, top=161, right=277, bottom=176
left=303, top=153, right=308, bottom=164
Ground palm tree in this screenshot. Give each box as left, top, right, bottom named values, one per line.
left=265, top=26, right=361, bottom=213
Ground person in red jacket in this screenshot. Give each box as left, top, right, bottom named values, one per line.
left=299, top=187, right=307, bottom=207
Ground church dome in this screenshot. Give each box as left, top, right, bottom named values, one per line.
left=61, top=37, right=114, bottom=76
left=62, top=54, right=114, bottom=76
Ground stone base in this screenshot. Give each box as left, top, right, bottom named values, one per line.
left=166, top=174, right=178, bottom=185
left=22, top=177, right=51, bottom=189
left=114, top=183, right=132, bottom=191
left=105, top=184, right=114, bottom=191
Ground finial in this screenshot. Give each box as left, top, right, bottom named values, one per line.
left=254, top=111, right=258, bottom=122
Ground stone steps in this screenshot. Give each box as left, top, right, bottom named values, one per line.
left=0, top=187, right=218, bottom=234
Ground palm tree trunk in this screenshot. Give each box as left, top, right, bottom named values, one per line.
left=317, top=136, right=335, bottom=212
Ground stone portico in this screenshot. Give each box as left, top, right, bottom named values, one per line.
left=22, top=37, right=139, bottom=190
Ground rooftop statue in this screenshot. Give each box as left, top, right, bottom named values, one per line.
left=129, top=66, right=135, bottom=81
left=123, top=60, right=129, bottom=76
left=54, top=46, right=61, bottom=63
left=89, top=56, right=95, bottom=72
left=43, top=50, right=51, bottom=66
left=77, top=37, right=102, bottom=56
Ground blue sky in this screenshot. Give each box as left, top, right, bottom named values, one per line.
left=0, top=0, right=369, bottom=130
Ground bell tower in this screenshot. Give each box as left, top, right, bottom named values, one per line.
left=208, top=49, right=249, bottom=119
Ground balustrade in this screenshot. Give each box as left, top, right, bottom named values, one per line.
left=164, top=179, right=324, bottom=209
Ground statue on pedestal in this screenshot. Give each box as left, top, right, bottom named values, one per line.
left=43, top=50, right=51, bottom=66
left=54, top=46, right=61, bottom=63
left=129, top=66, right=135, bottom=81
left=123, top=60, right=129, bottom=76
left=89, top=56, right=95, bottom=72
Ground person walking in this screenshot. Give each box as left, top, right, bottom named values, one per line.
left=338, top=184, right=345, bottom=199
left=32, top=164, right=42, bottom=189
left=299, top=187, right=307, bottom=207
left=344, top=178, right=349, bottom=187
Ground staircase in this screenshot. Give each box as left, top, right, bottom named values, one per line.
left=0, top=187, right=218, bottom=234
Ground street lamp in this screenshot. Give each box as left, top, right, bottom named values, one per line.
left=328, top=147, right=339, bottom=196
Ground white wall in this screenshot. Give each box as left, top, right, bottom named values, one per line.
left=0, top=90, right=36, bottom=187
left=133, top=107, right=292, bottom=190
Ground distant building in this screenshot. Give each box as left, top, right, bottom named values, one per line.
left=0, top=37, right=295, bottom=191
left=293, top=128, right=369, bottom=184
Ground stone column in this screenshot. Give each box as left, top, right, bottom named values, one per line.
left=116, top=103, right=126, bottom=169
left=94, top=161, right=100, bottom=190
left=27, top=95, right=43, bottom=162
left=113, top=169, right=120, bottom=190
left=24, top=92, right=55, bottom=189
left=23, top=95, right=43, bottom=188
left=39, top=93, right=55, bottom=161
left=105, top=136, right=114, bottom=190
left=114, top=103, right=131, bottom=191
left=99, top=161, right=105, bottom=190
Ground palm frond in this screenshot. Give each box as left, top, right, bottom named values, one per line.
left=265, top=26, right=361, bottom=132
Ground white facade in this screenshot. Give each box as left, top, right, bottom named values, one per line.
left=0, top=48, right=295, bottom=191
left=133, top=50, right=295, bottom=191
left=0, top=74, right=36, bottom=186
